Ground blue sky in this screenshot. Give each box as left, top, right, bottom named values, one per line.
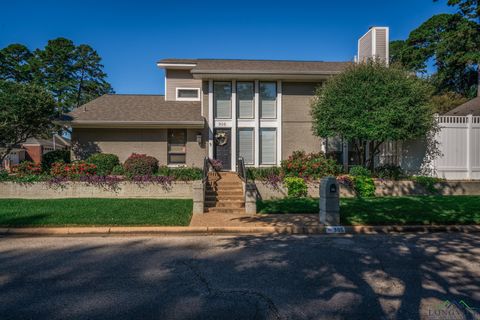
left=0, top=0, right=454, bottom=94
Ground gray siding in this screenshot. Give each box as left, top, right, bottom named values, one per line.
left=358, top=30, right=373, bottom=62
left=375, top=28, right=387, bottom=61
left=281, top=82, right=323, bottom=159
left=165, top=69, right=202, bottom=101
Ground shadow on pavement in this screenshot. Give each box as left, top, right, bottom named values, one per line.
left=0, top=233, right=479, bottom=319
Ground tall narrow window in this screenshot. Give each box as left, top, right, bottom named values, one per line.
left=237, top=128, right=254, bottom=165
left=214, top=82, right=232, bottom=119
left=260, top=82, right=276, bottom=118
left=168, top=129, right=187, bottom=164
left=237, top=82, right=254, bottom=119
left=260, top=128, right=276, bottom=164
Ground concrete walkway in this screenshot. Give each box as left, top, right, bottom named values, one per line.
left=190, top=213, right=320, bottom=228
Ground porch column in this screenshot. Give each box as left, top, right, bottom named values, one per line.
left=276, top=80, right=282, bottom=165
left=254, top=80, right=260, bottom=167
left=208, top=80, right=214, bottom=159
left=231, top=80, right=237, bottom=171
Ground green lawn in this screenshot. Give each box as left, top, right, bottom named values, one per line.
left=0, top=198, right=193, bottom=227
left=257, top=196, right=480, bottom=225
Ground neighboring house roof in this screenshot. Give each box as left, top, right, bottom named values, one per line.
left=444, top=96, right=480, bottom=116
left=62, top=94, right=204, bottom=128
left=157, top=58, right=351, bottom=76
left=23, top=134, right=71, bottom=148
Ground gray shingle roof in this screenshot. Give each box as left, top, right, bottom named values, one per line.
left=444, top=96, right=480, bottom=116
left=158, top=58, right=351, bottom=75
left=64, top=94, right=203, bottom=126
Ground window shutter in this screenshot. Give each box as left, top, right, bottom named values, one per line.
left=261, top=128, right=276, bottom=164
left=238, top=129, right=254, bottom=164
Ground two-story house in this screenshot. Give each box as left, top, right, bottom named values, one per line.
left=66, top=27, right=389, bottom=171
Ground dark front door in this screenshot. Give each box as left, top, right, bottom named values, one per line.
left=214, top=128, right=231, bottom=171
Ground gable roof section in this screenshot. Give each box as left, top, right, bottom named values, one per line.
left=23, top=134, right=71, bottom=148
left=444, top=96, right=480, bottom=116
left=63, top=94, right=204, bottom=128
left=158, top=58, right=351, bottom=75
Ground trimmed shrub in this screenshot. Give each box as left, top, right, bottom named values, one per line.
left=281, top=151, right=339, bottom=180
left=42, top=149, right=70, bottom=172
left=349, top=165, right=371, bottom=177
left=375, top=164, right=404, bottom=180
left=50, top=161, right=97, bottom=178
left=0, top=169, right=9, bottom=181
left=284, top=177, right=308, bottom=198
left=123, top=153, right=159, bottom=176
left=246, top=167, right=281, bottom=181
left=86, top=153, right=120, bottom=176
left=111, top=164, right=125, bottom=175
left=12, top=161, right=42, bottom=176
left=157, top=166, right=202, bottom=181
left=352, top=176, right=376, bottom=197
left=412, top=176, right=443, bottom=194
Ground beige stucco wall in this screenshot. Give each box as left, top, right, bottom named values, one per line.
left=72, top=128, right=206, bottom=167
left=165, top=69, right=202, bottom=101
left=0, top=181, right=194, bottom=199
left=281, top=82, right=324, bottom=159
left=255, top=180, right=480, bottom=200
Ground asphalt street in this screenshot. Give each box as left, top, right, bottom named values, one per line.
left=0, top=233, right=479, bottom=320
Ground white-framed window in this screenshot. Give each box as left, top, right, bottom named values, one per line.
left=260, top=128, right=276, bottom=165
left=214, top=82, right=232, bottom=119
left=260, top=82, right=276, bottom=118
left=237, top=81, right=254, bottom=119
left=168, top=129, right=187, bottom=164
left=176, top=88, right=200, bottom=101
left=237, top=128, right=254, bottom=165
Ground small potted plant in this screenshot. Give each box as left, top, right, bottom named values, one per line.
left=210, top=159, right=223, bottom=171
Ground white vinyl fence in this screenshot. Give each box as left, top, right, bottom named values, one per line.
left=434, top=115, right=480, bottom=180
left=378, top=115, right=480, bottom=180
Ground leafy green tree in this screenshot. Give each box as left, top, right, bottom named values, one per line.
left=430, top=91, right=469, bottom=113
left=0, top=38, right=113, bottom=114
left=435, top=0, right=479, bottom=20
left=0, top=44, right=33, bottom=83
left=73, top=44, right=113, bottom=108
left=0, top=80, right=56, bottom=164
left=32, top=38, right=78, bottom=113
left=311, top=62, right=435, bottom=169
left=391, top=13, right=480, bottom=97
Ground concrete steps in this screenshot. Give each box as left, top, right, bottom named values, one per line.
left=204, top=172, right=245, bottom=214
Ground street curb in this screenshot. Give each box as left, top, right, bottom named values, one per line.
left=0, top=225, right=479, bottom=236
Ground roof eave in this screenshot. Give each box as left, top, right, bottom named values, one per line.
left=68, top=120, right=205, bottom=129
left=191, top=71, right=342, bottom=80
left=157, top=62, right=197, bottom=70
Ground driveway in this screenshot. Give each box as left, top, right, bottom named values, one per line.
left=0, top=234, right=479, bottom=320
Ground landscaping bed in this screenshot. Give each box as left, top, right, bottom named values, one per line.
left=257, top=196, right=480, bottom=225
left=0, top=198, right=193, bottom=227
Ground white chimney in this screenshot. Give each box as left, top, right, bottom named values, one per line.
left=357, top=26, right=389, bottom=65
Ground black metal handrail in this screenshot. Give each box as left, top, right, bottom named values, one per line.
left=202, top=157, right=210, bottom=183
left=236, top=156, right=247, bottom=183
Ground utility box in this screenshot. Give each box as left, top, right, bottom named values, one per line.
left=319, top=177, right=340, bottom=225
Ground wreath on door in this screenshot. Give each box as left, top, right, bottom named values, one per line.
left=214, top=131, right=228, bottom=146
